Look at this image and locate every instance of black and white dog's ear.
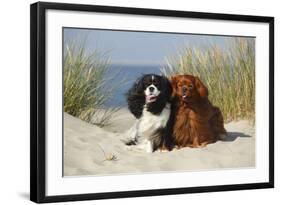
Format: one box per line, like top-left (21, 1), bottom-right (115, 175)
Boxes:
top-left (132, 76), bottom-right (144, 94)
top-left (126, 76), bottom-right (145, 119)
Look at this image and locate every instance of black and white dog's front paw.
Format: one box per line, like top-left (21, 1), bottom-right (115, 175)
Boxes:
top-left (121, 138), bottom-right (137, 146)
top-left (125, 139), bottom-right (154, 153)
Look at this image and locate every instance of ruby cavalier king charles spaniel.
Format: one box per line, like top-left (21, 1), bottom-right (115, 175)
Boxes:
top-left (170, 74), bottom-right (227, 148)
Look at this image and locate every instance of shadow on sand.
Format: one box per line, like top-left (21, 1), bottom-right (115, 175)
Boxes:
top-left (222, 132), bottom-right (252, 142)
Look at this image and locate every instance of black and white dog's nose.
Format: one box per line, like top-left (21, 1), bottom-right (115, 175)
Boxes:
top-left (149, 87), bottom-right (155, 92)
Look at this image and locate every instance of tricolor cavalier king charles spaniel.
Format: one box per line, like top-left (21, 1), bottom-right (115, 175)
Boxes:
top-left (170, 74), bottom-right (227, 148)
top-left (124, 74), bottom-right (173, 152)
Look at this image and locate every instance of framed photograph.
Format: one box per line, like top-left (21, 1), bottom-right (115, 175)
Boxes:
top-left (30, 1), bottom-right (274, 203)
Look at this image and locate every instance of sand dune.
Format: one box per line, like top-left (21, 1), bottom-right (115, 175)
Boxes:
top-left (64, 109), bottom-right (255, 176)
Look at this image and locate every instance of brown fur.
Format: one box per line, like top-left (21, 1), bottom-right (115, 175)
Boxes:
top-left (170, 75), bottom-right (226, 148)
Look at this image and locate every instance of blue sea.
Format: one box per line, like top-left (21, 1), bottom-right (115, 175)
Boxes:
top-left (104, 64), bottom-right (161, 107)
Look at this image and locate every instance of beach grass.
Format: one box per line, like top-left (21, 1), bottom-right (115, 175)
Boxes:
top-left (63, 43), bottom-right (122, 127)
top-left (161, 38), bottom-right (255, 122)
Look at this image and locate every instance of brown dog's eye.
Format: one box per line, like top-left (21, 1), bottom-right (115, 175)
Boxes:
top-left (188, 84), bottom-right (194, 89)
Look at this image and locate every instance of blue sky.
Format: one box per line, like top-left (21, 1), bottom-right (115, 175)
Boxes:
top-left (64, 28), bottom-right (252, 66)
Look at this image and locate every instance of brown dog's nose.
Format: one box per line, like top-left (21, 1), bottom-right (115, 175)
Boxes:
top-left (182, 86), bottom-right (188, 94)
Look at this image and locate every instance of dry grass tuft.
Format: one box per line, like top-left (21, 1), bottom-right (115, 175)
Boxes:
top-left (64, 43), bottom-right (123, 126)
top-left (161, 38), bottom-right (255, 122)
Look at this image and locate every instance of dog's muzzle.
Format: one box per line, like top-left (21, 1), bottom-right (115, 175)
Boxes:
top-left (145, 85), bottom-right (159, 103)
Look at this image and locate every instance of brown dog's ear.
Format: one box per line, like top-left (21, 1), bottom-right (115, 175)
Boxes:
top-left (170, 75), bottom-right (178, 99)
top-left (195, 77), bottom-right (208, 98)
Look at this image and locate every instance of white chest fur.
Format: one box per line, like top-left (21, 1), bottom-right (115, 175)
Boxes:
top-left (123, 103), bottom-right (171, 153)
top-left (138, 103), bottom-right (171, 139)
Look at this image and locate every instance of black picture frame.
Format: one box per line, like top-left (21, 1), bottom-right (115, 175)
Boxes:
top-left (30, 1), bottom-right (274, 203)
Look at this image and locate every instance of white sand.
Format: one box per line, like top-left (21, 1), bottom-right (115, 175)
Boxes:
top-left (64, 109), bottom-right (255, 176)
